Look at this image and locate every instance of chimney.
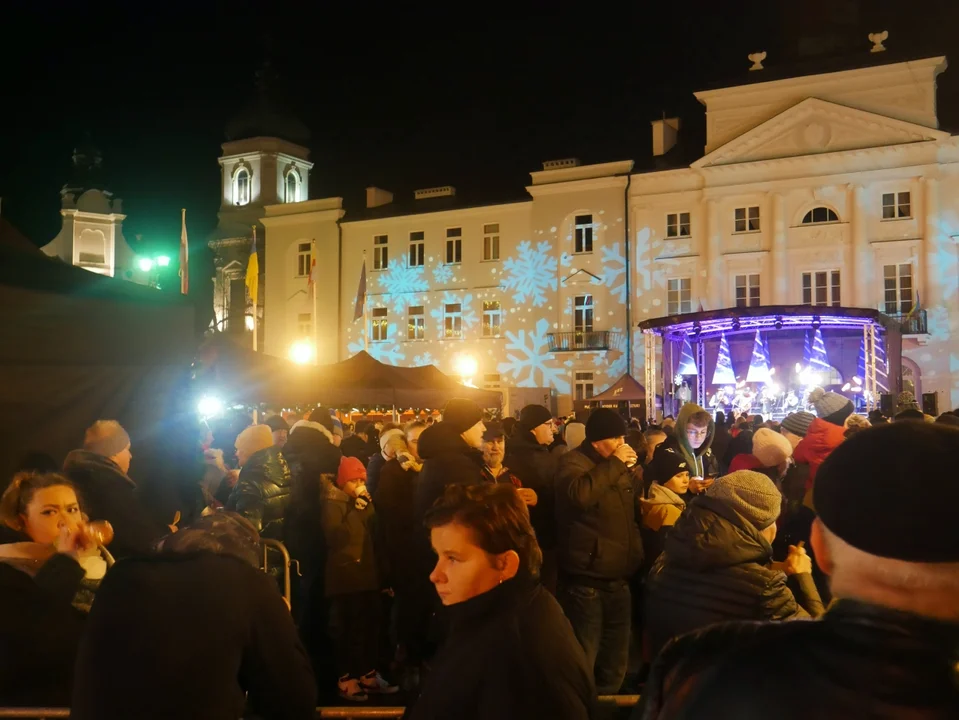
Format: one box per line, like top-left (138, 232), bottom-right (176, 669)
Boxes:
top-left (542, 158), bottom-right (580, 170)
top-left (651, 118), bottom-right (681, 157)
top-left (366, 187), bottom-right (393, 209)
top-left (414, 186), bottom-right (455, 200)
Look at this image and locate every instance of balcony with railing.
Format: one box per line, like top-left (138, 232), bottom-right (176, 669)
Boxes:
top-left (547, 330), bottom-right (618, 352)
top-left (889, 309), bottom-right (928, 335)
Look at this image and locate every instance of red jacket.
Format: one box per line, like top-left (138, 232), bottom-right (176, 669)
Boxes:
top-left (793, 418), bottom-right (846, 490)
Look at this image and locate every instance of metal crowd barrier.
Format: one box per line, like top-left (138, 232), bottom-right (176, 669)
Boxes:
top-left (261, 537), bottom-right (294, 605)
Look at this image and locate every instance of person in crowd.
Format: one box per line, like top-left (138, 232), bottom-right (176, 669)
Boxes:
top-left (639, 422), bottom-right (959, 719)
top-left (625, 428), bottom-right (649, 468)
top-left (642, 427), bottom-right (667, 465)
top-left (321, 457), bottom-right (395, 702)
top-left (0, 472), bottom-right (104, 707)
top-left (779, 411), bottom-right (814, 450)
top-left (935, 412), bottom-right (959, 427)
top-left (867, 408), bottom-right (888, 424)
top-left (843, 413), bottom-right (871, 438)
top-left (565, 421), bottom-right (586, 452)
top-left (366, 423), bottom-right (403, 498)
top-left (501, 415), bottom-right (517, 438)
top-left (506, 404), bottom-right (559, 588)
top-left (639, 452), bottom-right (688, 571)
top-left (794, 387), bottom-right (851, 493)
top-left (71, 511), bottom-right (316, 720)
top-left (555, 408), bottom-right (643, 695)
top-left (895, 407), bottom-right (926, 422)
top-left (710, 411), bottom-right (732, 474)
top-left (644, 469), bottom-right (824, 659)
top-left (650, 403), bottom-right (719, 495)
top-left (340, 420), bottom-right (374, 465)
top-left (411, 483), bottom-right (595, 720)
top-left (403, 419), bottom-right (426, 461)
top-left (63, 419), bottom-right (169, 559)
top-left (196, 422), bottom-right (229, 514)
top-left (661, 416), bottom-right (675, 436)
top-left (227, 424), bottom-right (292, 540)
top-left (728, 427), bottom-right (794, 474)
top-left (263, 414), bottom-right (290, 449)
top-left (480, 423), bottom-right (522, 486)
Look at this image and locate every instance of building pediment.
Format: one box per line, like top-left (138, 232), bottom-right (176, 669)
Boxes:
top-left (561, 268), bottom-right (603, 286)
top-left (692, 98), bottom-right (950, 169)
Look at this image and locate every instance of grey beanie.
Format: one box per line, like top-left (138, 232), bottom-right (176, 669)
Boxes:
top-left (707, 470), bottom-right (782, 530)
top-left (808, 387), bottom-right (853, 425)
top-left (83, 420), bottom-right (131, 458)
top-left (781, 411), bottom-right (815, 438)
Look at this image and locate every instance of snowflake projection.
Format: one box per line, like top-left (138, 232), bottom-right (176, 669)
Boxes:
top-left (601, 243), bottom-right (627, 305)
top-left (432, 263), bottom-right (454, 284)
top-left (430, 292), bottom-right (478, 334)
top-left (500, 240), bottom-right (558, 307)
top-left (377, 257), bottom-right (429, 312)
top-left (560, 252), bottom-right (573, 268)
top-left (591, 327), bottom-right (628, 388)
top-left (347, 324), bottom-right (406, 365)
top-left (497, 318), bottom-right (570, 394)
top-left (413, 352), bottom-right (435, 366)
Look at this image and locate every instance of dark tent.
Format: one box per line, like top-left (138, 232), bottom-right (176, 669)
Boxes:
top-left (588, 374), bottom-right (647, 403)
top-left (0, 240), bottom-right (195, 489)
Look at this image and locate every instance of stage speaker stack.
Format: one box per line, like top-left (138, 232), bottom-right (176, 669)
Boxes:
top-left (922, 392), bottom-right (939, 417)
top-left (879, 394), bottom-right (895, 416)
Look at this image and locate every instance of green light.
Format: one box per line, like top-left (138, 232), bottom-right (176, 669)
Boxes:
top-left (138, 258), bottom-right (154, 272)
top-left (157, 255), bottom-right (171, 267)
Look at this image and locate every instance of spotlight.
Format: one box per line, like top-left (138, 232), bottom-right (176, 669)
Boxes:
top-left (732, 319), bottom-right (741, 331)
top-left (812, 316), bottom-right (821, 329)
top-left (774, 316), bottom-right (783, 330)
top-left (197, 395), bottom-right (224, 418)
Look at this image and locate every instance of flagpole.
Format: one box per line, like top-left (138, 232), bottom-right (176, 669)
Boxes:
top-left (251, 226), bottom-right (258, 354)
top-left (363, 250), bottom-right (370, 353)
top-left (311, 239), bottom-right (318, 365)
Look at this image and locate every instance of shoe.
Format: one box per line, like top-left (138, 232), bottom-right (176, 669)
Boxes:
top-left (337, 675), bottom-right (369, 702)
top-left (360, 670), bottom-right (399, 695)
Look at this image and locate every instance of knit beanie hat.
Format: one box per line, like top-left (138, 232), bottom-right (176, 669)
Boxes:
top-left (308, 407), bottom-right (336, 434)
top-left (442, 398), bottom-right (484, 434)
top-left (565, 422), bottom-right (586, 450)
top-left (263, 415), bottom-right (290, 433)
top-left (235, 424), bottom-right (274, 459)
top-left (83, 420), bottom-right (131, 458)
top-left (815, 422), bottom-right (959, 561)
top-left (781, 411), bottom-right (814, 437)
top-left (379, 428), bottom-right (405, 452)
top-left (518, 404), bottom-right (553, 432)
top-left (336, 456), bottom-right (367, 488)
top-left (585, 408), bottom-right (628, 443)
top-left (808, 388), bottom-right (854, 426)
top-left (706, 470), bottom-right (782, 530)
top-left (751, 428), bottom-right (793, 468)
top-left (646, 448), bottom-right (689, 485)
top-left (896, 391), bottom-right (921, 414)
top-left (482, 422), bottom-right (506, 441)
top-left (331, 417), bottom-right (344, 437)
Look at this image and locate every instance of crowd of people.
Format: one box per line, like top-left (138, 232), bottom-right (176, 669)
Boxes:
top-left (0, 388), bottom-right (957, 719)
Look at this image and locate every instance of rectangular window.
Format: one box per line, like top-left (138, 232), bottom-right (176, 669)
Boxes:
top-left (575, 372), bottom-right (594, 401)
top-left (667, 277), bottom-right (692, 315)
top-left (409, 231), bottom-right (425, 267)
top-left (883, 263), bottom-right (914, 315)
top-left (574, 215), bottom-right (593, 254)
top-left (666, 212), bottom-right (691, 238)
top-left (373, 235), bottom-right (388, 271)
top-left (444, 303), bottom-right (463, 339)
top-left (574, 294), bottom-right (594, 334)
top-left (882, 191), bottom-right (912, 220)
top-left (446, 228), bottom-right (462, 264)
top-left (483, 223), bottom-right (500, 261)
top-left (483, 373), bottom-right (502, 390)
top-left (296, 242), bottom-right (312, 277)
top-left (734, 206), bottom-right (761, 233)
top-left (371, 307), bottom-right (388, 342)
top-left (802, 270), bottom-right (841, 307)
top-left (482, 301), bottom-right (502, 337)
top-left (297, 312), bottom-right (312, 336)
top-left (408, 305), bottom-right (425, 340)
top-left (735, 273), bottom-right (761, 308)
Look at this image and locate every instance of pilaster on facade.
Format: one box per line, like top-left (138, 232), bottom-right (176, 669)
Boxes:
top-left (922, 176), bottom-right (943, 309)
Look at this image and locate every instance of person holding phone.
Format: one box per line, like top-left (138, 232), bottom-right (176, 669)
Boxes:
top-left (648, 403), bottom-right (720, 496)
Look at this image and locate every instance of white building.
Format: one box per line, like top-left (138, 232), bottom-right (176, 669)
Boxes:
top-left (220, 50), bottom-right (959, 414)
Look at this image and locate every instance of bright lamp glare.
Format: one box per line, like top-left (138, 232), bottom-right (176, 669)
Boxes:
top-left (245, 315), bottom-right (255, 331)
top-left (156, 255), bottom-right (171, 267)
top-left (289, 341), bottom-right (314, 365)
top-left (138, 257), bottom-right (154, 272)
top-left (197, 396), bottom-right (224, 418)
top-left (454, 354), bottom-right (478, 378)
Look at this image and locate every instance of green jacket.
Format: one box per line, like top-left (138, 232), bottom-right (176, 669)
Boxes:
top-left (672, 403), bottom-right (717, 478)
top-left (320, 479), bottom-right (380, 596)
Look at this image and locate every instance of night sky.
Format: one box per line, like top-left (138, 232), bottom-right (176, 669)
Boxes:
top-left (2, 0), bottom-right (957, 308)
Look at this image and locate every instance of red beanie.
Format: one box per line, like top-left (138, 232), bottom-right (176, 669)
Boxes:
top-left (336, 456), bottom-right (367, 488)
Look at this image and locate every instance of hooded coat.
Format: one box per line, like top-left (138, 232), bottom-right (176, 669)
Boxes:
top-left (666, 403), bottom-right (719, 479)
top-left (793, 417), bottom-right (846, 495)
top-left (414, 422), bottom-right (485, 522)
top-left (505, 427), bottom-right (559, 550)
top-left (644, 495), bottom-right (824, 658)
top-left (227, 445), bottom-right (292, 540)
top-left (639, 482), bottom-right (686, 573)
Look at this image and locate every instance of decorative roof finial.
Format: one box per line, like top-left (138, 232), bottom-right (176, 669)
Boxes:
top-left (869, 30), bottom-right (888, 53)
top-left (748, 51), bottom-right (767, 71)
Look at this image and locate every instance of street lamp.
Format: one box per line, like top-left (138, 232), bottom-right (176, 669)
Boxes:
top-left (137, 257), bottom-right (154, 272)
top-left (454, 354), bottom-right (478, 385)
top-left (157, 255), bottom-right (171, 267)
top-left (289, 340), bottom-right (314, 365)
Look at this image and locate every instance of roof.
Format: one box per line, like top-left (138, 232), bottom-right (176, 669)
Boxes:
top-left (343, 193), bottom-right (530, 223)
top-left (0, 216), bottom-right (41, 255)
top-left (225, 63), bottom-right (310, 145)
top-left (588, 374), bottom-right (646, 402)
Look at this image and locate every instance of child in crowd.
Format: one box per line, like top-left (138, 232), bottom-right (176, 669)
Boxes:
top-left (640, 452), bottom-right (690, 570)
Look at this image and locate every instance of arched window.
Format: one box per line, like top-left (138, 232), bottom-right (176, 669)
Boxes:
top-left (801, 206), bottom-right (839, 224)
top-left (233, 167), bottom-right (250, 206)
top-left (285, 169), bottom-right (299, 203)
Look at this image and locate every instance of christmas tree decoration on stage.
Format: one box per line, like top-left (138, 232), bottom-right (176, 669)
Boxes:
top-left (712, 331), bottom-right (737, 386)
top-left (676, 334), bottom-right (698, 376)
top-left (746, 330), bottom-right (772, 384)
top-left (807, 328), bottom-right (831, 375)
top-left (857, 332), bottom-right (889, 393)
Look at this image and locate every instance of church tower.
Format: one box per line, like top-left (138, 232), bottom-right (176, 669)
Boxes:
top-left (209, 63), bottom-right (313, 343)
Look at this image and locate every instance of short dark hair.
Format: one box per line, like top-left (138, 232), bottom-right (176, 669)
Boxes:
top-left (687, 411), bottom-right (711, 428)
top-left (162, 511), bottom-right (261, 568)
top-left (354, 420), bottom-right (374, 435)
top-left (425, 484), bottom-right (542, 577)
top-left (0, 472), bottom-right (80, 532)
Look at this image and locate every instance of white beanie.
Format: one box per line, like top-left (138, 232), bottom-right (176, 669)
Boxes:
top-left (751, 428), bottom-right (793, 468)
top-left (565, 422), bottom-right (586, 450)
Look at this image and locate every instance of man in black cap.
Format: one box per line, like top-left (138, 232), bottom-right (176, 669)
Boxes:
top-left (554, 408), bottom-right (643, 695)
top-left (639, 422), bottom-right (959, 719)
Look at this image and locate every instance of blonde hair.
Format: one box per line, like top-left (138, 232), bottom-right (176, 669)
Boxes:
top-left (0, 472), bottom-right (79, 532)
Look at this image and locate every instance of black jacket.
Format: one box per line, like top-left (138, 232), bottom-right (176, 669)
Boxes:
top-left (63, 450), bottom-right (168, 559)
top-left (228, 445), bottom-right (292, 539)
top-left (366, 450), bottom-right (387, 497)
top-left (505, 429), bottom-right (559, 550)
top-left (0, 553), bottom-right (87, 707)
top-left (340, 434), bottom-right (371, 466)
top-left (639, 600), bottom-right (959, 720)
top-left (410, 573), bottom-right (596, 720)
top-left (374, 457), bottom-right (418, 588)
top-left (644, 495), bottom-right (824, 658)
top-left (71, 551), bottom-right (316, 720)
top-left (554, 442), bottom-right (643, 584)
top-left (414, 422), bottom-right (485, 522)
top-left (320, 479), bottom-right (382, 596)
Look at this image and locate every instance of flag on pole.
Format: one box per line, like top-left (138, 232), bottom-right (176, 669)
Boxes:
top-left (353, 258), bottom-right (367, 322)
top-left (245, 229), bottom-right (259, 306)
top-left (178, 208), bottom-right (189, 295)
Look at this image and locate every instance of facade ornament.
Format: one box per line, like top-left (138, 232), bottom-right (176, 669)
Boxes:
top-left (748, 51), bottom-right (766, 71)
top-left (869, 31), bottom-right (888, 53)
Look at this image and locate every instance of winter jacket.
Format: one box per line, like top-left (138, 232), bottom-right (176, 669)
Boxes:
top-left (638, 600), bottom-right (959, 720)
top-left (366, 450), bottom-right (387, 497)
top-left (340, 434), bottom-right (371, 466)
top-left (414, 422), bottom-right (486, 521)
top-left (639, 483), bottom-right (685, 572)
top-left (227, 445), bottom-right (292, 539)
top-left (71, 551), bottom-right (316, 720)
top-left (505, 428), bottom-right (560, 550)
top-left (372, 457), bottom-right (418, 588)
top-left (670, 403), bottom-right (719, 478)
top-left (410, 572), bottom-right (595, 720)
top-left (710, 423), bottom-right (732, 474)
top-left (793, 417), bottom-right (846, 496)
top-left (644, 494), bottom-right (824, 659)
top-left (320, 479), bottom-right (381, 596)
top-left (63, 450), bottom-right (168, 559)
top-left (0, 552), bottom-right (87, 707)
top-left (554, 442), bottom-right (644, 584)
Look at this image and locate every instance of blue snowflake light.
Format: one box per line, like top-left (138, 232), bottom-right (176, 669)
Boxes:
top-left (430, 292), bottom-right (478, 334)
top-left (497, 318), bottom-right (570, 393)
top-left (600, 243), bottom-right (627, 305)
top-left (377, 257), bottom-right (429, 312)
top-left (347, 323), bottom-right (406, 365)
top-left (501, 240), bottom-right (558, 307)
top-left (432, 263), bottom-right (454, 284)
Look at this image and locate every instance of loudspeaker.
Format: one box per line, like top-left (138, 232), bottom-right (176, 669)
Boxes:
top-left (922, 392), bottom-right (939, 417)
top-left (879, 393), bottom-right (895, 416)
